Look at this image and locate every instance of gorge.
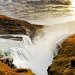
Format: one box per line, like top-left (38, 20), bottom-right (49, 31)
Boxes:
top-left (0, 0), bottom-right (75, 75)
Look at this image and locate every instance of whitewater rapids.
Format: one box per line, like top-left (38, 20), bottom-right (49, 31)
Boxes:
top-left (0, 1), bottom-right (75, 75)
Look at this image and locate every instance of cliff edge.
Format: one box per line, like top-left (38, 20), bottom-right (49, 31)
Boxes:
top-left (48, 34), bottom-right (75, 75)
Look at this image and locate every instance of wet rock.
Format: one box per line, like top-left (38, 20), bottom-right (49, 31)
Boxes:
top-left (0, 55), bottom-right (3, 58)
top-left (0, 35), bottom-right (23, 41)
top-left (0, 57), bottom-right (16, 68)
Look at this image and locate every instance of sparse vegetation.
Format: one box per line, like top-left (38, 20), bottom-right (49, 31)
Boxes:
top-left (48, 34), bottom-right (75, 75)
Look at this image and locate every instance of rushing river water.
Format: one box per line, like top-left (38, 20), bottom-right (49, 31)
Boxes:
top-left (0, 1), bottom-right (75, 75)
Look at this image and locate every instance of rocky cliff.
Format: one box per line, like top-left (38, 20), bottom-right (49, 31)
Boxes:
top-left (0, 58), bottom-right (35, 75)
top-left (0, 15), bottom-right (43, 39)
top-left (47, 34), bottom-right (75, 75)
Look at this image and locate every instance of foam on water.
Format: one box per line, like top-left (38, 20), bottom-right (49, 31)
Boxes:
top-left (0, 28), bottom-right (71, 75)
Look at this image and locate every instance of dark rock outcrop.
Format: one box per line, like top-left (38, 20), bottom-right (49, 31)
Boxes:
top-left (0, 15), bottom-right (43, 39)
top-left (48, 34), bottom-right (75, 75)
top-left (2, 58), bottom-right (15, 68)
top-left (0, 35), bottom-right (23, 41)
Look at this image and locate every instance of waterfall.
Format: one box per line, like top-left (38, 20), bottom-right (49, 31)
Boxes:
top-left (0, 31), bottom-right (69, 75)
top-left (0, 20), bottom-right (75, 75)
top-left (0, 34), bottom-right (54, 75)
top-left (8, 34), bottom-right (54, 75)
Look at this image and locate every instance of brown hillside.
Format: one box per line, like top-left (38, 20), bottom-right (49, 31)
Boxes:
top-left (48, 34), bottom-right (75, 75)
top-left (0, 15), bottom-right (43, 39)
top-left (0, 59), bottom-right (35, 75)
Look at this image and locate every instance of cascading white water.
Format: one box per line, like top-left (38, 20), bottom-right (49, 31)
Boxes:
top-left (0, 18), bottom-right (75, 75)
top-left (0, 0), bottom-right (75, 75)
top-left (0, 15), bottom-right (75, 75)
top-left (0, 34), bottom-right (52, 75)
top-left (0, 27), bottom-right (71, 75)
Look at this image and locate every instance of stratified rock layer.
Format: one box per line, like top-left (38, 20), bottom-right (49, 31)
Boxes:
top-left (48, 34), bottom-right (75, 75)
top-left (0, 15), bottom-right (43, 39)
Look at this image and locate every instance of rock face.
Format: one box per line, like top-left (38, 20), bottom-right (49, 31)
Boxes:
top-left (47, 34), bottom-right (75, 75)
top-left (0, 15), bottom-right (43, 39)
top-left (0, 35), bottom-right (23, 41)
top-left (0, 59), bottom-right (35, 75)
